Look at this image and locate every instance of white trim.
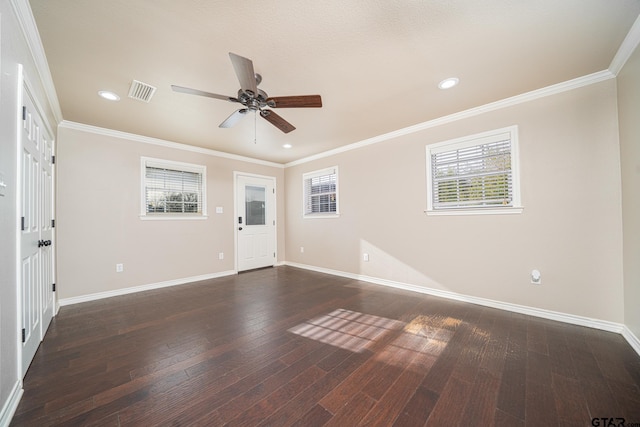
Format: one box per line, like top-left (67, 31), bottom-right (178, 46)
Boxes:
top-left (622, 326), bottom-right (640, 356)
top-left (425, 207), bottom-right (523, 216)
top-left (10, 0), bottom-right (63, 124)
top-left (0, 380), bottom-right (23, 427)
top-left (58, 270), bottom-right (236, 306)
top-left (139, 215), bottom-right (208, 221)
top-left (284, 262), bottom-right (638, 354)
top-left (285, 70), bottom-right (614, 168)
top-left (14, 64), bottom-right (24, 386)
top-left (59, 121), bottom-right (284, 169)
top-left (609, 14), bottom-right (640, 75)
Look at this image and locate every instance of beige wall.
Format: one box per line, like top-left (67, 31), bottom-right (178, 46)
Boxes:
top-left (618, 45), bottom-right (640, 338)
top-left (286, 79), bottom-right (624, 323)
top-left (56, 126), bottom-right (285, 300)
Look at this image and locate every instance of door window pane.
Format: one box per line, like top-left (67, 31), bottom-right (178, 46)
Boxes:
top-left (246, 185), bottom-right (266, 225)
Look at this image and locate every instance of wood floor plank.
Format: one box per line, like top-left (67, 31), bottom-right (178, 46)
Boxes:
top-left (496, 339), bottom-right (526, 421)
top-left (359, 366), bottom-right (428, 427)
top-left (395, 385), bottom-right (439, 426)
top-left (324, 391), bottom-right (377, 427)
top-left (424, 376), bottom-right (474, 426)
top-left (525, 380), bottom-right (558, 427)
top-left (10, 266), bottom-right (640, 427)
top-left (459, 368), bottom-right (501, 426)
top-left (552, 372), bottom-right (590, 426)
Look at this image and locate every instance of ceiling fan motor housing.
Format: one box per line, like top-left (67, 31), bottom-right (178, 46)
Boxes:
top-left (237, 88), bottom-right (269, 111)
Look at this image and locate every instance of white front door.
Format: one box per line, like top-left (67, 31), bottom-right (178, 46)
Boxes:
top-left (19, 75), bottom-right (55, 376)
top-left (236, 174), bottom-right (276, 272)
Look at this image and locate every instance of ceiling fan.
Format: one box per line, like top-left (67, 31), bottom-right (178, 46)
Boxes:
top-left (172, 52), bottom-right (322, 134)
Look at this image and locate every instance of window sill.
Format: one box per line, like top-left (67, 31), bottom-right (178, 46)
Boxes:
top-left (303, 213), bottom-right (341, 219)
top-left (425, 207), bottom-right (523, 216)
top-left (140, 215), bottom-right (209, 221)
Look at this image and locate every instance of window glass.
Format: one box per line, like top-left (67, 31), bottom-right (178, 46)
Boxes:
top-left (246, 185), bottom-right (266, 225)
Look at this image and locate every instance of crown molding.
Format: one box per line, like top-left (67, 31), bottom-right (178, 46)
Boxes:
top-left (610, 14), bottom-right (640, 75)
top-left (285, 70), bottom-right (614, 167)
top-left (59, 121), bottom-right (284, 168)
top-left (11, 0), bottom-right (63, 124)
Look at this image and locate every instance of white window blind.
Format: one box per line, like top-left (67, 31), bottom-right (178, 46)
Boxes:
top-left (426, 127), bottom-right (521, 214)
top-left (141, 158), bottom-right (207, 218)
top-left (303, 167), bottom-right (339, 217)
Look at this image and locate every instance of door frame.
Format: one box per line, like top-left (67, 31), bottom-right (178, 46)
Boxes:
top-left (233, 171), bottom-right (277, 272)
top-left (15, 64), bottom-right (57, 377)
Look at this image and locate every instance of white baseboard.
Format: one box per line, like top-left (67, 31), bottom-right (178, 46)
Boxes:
top-left (58, 270), bottom-right (237, 306)
top-left (0, 381), bottom-right (23, 427)
top-left (284, 262), bottom-right (640, 355)
top-left (622, 326), bottom-right (640, 355)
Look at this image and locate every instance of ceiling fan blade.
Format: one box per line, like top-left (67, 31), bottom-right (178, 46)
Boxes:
top-left (229, 52), bottom-right (258, 97)
top-left (260, 110), bottom-right (296, 133)
top-left (219, 109), bottom-right (249, 128)
top-left (266, 95), bottom-right (322, 108)
top-left (171, 85), bottom-right (235, 102)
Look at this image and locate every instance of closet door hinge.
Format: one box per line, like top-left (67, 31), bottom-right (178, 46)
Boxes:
top-left (22, 106), bottom-right (26, 121)
top-left (52, 283), bottom-right (56, 292)
top-left (22, 328), bottom-right (26, 343)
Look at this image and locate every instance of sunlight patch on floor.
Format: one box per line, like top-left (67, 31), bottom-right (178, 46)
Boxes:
top-left (288, 309), bottom-right (458, 371)
top-left (288, 309), bottom-right (405, 353)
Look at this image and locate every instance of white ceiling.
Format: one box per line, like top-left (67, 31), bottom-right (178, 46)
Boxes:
top-left (29, 0), bottom-right (640, 164)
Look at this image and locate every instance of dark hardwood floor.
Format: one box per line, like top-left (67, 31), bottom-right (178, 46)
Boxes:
top-left (11, 266), bottom-right (640, 426)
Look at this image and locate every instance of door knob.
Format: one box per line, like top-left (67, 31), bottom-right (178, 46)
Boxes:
top-left (238, 227), bottom-right (243, 231)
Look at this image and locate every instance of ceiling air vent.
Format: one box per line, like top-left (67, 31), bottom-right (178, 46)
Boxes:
top-left (128, 80), bottom-right (157, 103)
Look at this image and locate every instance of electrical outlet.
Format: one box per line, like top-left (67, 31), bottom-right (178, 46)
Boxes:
top-left (218, 252), bottom-right (224, 260)
top-left (116, 263), bottom-right (124, 273)
top-left (363, 253), bottom-right (369, 262)
top-left (300, 247), bottom-right (304, 253)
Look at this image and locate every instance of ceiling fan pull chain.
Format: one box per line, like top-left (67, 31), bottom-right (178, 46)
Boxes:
top-left (254, 111), bottom-right (257, 144)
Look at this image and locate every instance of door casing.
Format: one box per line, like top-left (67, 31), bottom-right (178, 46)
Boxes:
top-left (234, 172), bottom-right (277, 272)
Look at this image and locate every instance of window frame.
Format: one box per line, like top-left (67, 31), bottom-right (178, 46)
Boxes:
top-left (302, 166), bottom-right (340, 218)
top-left (140, 157), bottom-right (208, 220)
top-left (425, 126), bottom-right (522, 216)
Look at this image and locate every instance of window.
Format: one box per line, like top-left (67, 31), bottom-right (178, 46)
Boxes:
top-left (426, 126), bottom-right (522, 215)
top-left (303, 167), bottom-right (339, 217)
top-left (140, 157), bottom-right (207, 219)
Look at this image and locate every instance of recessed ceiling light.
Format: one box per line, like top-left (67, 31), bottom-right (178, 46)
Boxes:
top-left (283, 144), bottom-right (292, 149)
top-left (438, 78), bottom-right (459, 90)
top-left (98, 90), bottom-right (120, 101)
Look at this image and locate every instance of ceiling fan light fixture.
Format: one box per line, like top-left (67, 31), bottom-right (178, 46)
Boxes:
top-left (283, 144), bottom-right (292, 149)
top-left (98, 90), bottom-right (120, 101)
top-left (438, 77), bottom-right (459, 90)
